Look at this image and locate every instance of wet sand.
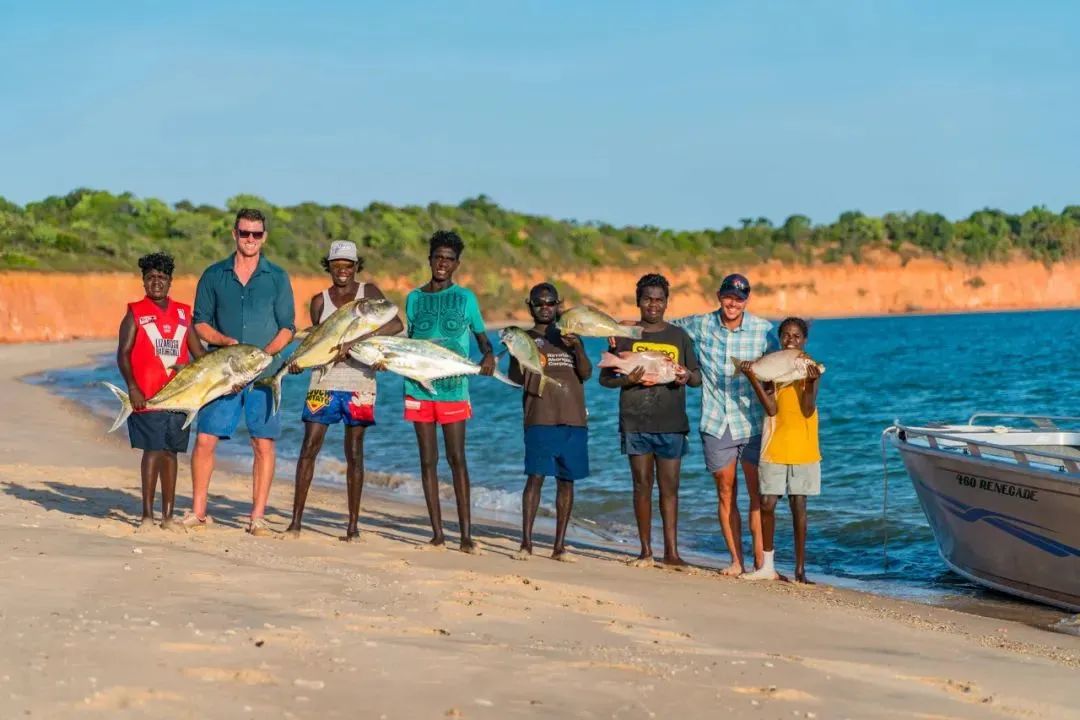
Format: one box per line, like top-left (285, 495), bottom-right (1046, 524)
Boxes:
top-left (2, 340), bottom-right (1079, 719)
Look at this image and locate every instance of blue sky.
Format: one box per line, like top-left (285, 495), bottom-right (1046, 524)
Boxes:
top-left (2, 1), bottom-right (1078, 229)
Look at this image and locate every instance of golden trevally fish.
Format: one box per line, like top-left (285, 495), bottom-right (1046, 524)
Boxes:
top-left (498, 326), bottom-right (563, 397)
top-left (349, 336), bottom-right (520, 394)
top-left (555, 306), bottom-right (643, 339)
top-left (103, 344), bottom-right (274, 432)
top-left (263, 297), bottom-right (398, 414)
top-left (735, 348), bottom-right (825, 385)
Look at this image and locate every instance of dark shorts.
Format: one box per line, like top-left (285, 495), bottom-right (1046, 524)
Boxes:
top-left (524, 425), bottom-right (589, 481)
top-left (128, 411), bottom-right (191, 452)
top-left (196, 385), bottom-right (280, 440)
top-left (302, 389), bottom-right (375, 427)
top-left (620, 432), bottom-right (689, 459)
top-left (701, 428), bottom-right (761, 472)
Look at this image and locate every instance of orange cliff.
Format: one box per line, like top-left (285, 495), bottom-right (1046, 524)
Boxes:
top-left (0, 258), bottom-right (1077, 343)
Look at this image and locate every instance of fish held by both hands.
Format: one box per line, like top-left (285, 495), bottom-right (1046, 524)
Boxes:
top-left (555, 306), bottom-right (643, 339)
top-left (103, 344), bottom-right (274, 433)
top-left (262, 297), bottom-right (398, 415)
top-left (735, 348), bottom-right (825, 385)
top-left (499, 326), bottom-right (564, 397)
top-left (349, 336), bottom-right (521, 394)
top-left (598, 351), bottom-right (678, 385)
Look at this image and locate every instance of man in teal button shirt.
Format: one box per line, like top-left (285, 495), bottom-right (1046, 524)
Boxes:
top-left (186, 208), bottom-right (295, 535)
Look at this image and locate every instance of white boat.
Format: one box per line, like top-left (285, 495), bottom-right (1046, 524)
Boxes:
top-left (884, 413), bottom-right (1080, 612)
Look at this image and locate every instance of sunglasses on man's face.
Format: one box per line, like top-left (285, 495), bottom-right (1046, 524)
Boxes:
top-left (237, 230), bottom-right (265, 239)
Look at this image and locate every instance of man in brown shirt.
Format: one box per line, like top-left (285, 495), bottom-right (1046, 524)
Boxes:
top-left (507, 283), bottom-right (592, 562)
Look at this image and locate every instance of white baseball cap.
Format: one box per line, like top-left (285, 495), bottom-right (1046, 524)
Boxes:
top-left (327, 240), bottom-right (359, 263)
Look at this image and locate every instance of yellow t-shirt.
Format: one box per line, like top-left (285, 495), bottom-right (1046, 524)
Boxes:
top-left (760, 383), bottom-right (820, 464)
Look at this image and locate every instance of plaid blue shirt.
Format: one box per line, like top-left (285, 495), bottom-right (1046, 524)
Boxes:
top-left (671, 311), bottom-right (778, 441)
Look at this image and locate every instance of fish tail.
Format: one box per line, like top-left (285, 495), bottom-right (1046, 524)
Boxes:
top-left (257, 369), bottom-right (285, 416)
top-left (494, 369), bottom-right (523, 390)
top-left (625, 325), bottom-right (643, 339)
top-left (102, 382), bottom-right (132, 433)
top-left (181, 409), bottom-right (199, 430)
top-left (537, 373), bottom-right (562, 396)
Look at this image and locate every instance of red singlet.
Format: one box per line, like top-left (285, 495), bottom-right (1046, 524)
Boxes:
top-left (128, 296), bottom-right (192, 404)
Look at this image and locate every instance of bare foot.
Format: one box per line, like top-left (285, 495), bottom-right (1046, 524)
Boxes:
top-left (135, 516), bottom-right (155, 533)
top-left (511, 547), bottom-right (532, 561)
top-left (340, 529), bottom-right (360, 543)
top-left (719, 563), bottom-right (744, 577)
top-left (160, 517), bottom-right (182, 532)
top-left (460, 540), bottom-right (483, 556)
top-left (795, 572), bottom-right (816, 585)
top-left (551, 550), bottom-right (577, 563)
top-left (416, 538), bottom-right (447, 552)
top-left (663, 556), bottom-right (688, 571)
top-left (627, 556), bottom-right (655, 568)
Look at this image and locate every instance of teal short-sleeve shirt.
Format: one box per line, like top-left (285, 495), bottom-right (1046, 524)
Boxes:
top-left (404, 284), bottom-right (486, 402)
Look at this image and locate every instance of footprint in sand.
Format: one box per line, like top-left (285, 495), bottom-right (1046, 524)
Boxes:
top-left (81, 686), bottom-right (182, 709)
top-left (182, 666), bottom-right (277, 685)
top-left (731, 686), bottom-right (818, 702)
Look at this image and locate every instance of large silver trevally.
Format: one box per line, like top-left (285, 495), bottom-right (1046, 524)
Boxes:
top-left (102, 344), bottom-right (274, 433)
top-left (263, 297), bottom-right (398, 414)
top-left (735, 348), bottom-right (825, 385)
top-left (555, 306), bottom-right (643, 339)
top-left (349, 336), bottom-right (520, 394)
top-left (498, 326), bottom-right (563, 397)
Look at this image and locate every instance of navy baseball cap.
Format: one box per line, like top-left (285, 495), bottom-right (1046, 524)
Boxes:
top-left (718, 273), bottom-right (751, 300)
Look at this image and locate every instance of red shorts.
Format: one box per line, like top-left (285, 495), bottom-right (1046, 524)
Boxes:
top-left (403, 396), bottom-right (472, 425)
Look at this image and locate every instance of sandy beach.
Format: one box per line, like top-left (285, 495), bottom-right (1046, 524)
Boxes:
top-left (1, 341), bottom-right (1079, 719)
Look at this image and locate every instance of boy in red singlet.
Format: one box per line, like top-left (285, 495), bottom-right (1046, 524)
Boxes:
top-left (116, 253), bottom-right (206, 530)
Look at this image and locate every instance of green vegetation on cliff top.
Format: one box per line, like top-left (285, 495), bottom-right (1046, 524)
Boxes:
top-left (3, 190), bottom-right (1079, 286)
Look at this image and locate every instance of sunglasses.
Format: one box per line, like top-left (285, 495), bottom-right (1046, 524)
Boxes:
top-left (237, 230), bottom-right (265, 239)
top-left (529, 299), bottom-right (560, 308)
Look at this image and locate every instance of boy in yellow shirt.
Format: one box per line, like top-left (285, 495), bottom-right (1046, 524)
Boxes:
top-left (738, 317), bottom-right (821, 583)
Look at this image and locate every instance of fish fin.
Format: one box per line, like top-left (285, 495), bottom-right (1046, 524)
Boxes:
top-left (495, 369), bottom-right (523, 390)
top-left (420, 379), bottom-right (438, 395)
top-left (625, 325), bottom-right (643, 339)
top-left (261, 369), bottom-right (284, 416)
top-left (730, 356), bottom-right (741, 368)
top-left (536, 373), bottom-right (561, 396)
top-left (597, 351), bottom-right (619, 368)
top-left (292, 328), bottom-right (311, 343)
top-left (181, 409), bottom-right (198, 430)
top-left (102, 382), bottom-right (132, 434)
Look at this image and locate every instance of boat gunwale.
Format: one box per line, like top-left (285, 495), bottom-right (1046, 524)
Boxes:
top-left (889, 423), bottom-right (1080, 477)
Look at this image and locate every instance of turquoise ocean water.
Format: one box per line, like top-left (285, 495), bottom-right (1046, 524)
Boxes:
top-left (28, 309), bottom-right (1080, 613)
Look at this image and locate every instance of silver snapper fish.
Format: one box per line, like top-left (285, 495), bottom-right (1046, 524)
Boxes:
top-left (555, 306), bottom-right (643, 339)
top-left (735, 348), bottom-right (825, 385)
top-left (263, 297), bottom-right (397, 415)
top-left (103, 344), bottom-right (273, 432)
top-left (349, 336), bottom-right (520, 394)
top-left (498, 326), bottom-right (563, 397)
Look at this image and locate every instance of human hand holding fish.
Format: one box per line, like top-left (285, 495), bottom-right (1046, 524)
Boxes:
top-left (128, 385), bottom-right (147, 411)
top-left (673, 363), bottom-right (690, 386)
top-left (479, 352), bottom-right (496, 376)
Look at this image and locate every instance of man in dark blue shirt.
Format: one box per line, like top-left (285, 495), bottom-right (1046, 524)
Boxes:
top-left (185, 208), bottom-right (295, 536)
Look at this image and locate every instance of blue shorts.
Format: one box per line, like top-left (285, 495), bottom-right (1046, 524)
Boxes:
top-left (524, 425), bottom-right (589, 481)
top-left (301, 389), bottom-right (375, 427)
top-left (621, 432), bottom-right (689, 459)
top-left (128, 411), bottom-right (190, 453)
top-left (701, 429), bottom-right (761, 472)
top-left (196, 385), bottom-right (280, 440)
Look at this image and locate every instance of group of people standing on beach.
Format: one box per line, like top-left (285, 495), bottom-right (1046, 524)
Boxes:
top-left (117, 208), bottom-right (823, 582)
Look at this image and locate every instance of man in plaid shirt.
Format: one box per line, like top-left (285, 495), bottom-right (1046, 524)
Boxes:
top-left (672, 274), bottom-right (778, 576)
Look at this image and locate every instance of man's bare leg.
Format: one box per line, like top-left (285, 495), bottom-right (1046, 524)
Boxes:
top-left (712, 461), bottom-right (743, 575)
top-left (190, 433), bottom-right (218, 520)
top-left (285, 422), bottom-right (328, 537)
top-left (138, 450), bottom-right (159, 527)
top-left (515, 474), bottom-right (544, 559)
top-left (413, 422), bottom-right (445, 546)
top-left (250, 437), bottom-right (276, 520)
top-left (159, 451), bottom-right (178, 528)
top-left (442, 421), bottom-right (477, 554)
top-left (551, 478), bottom-right (575, 562)
top-left (628, 454), bottom-right (655, 566)
top-left (342, 425), bottom-right (366, 541)
top-left (656, 457), bottom-right (686, 567)
top-left (742, 457), bottom-right (764, 570)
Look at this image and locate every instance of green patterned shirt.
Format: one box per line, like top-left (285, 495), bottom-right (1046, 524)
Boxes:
top-left (404, 284), bottom-right (486, 402)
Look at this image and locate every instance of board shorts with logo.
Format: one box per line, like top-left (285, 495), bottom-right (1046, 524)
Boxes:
top-left (524, 425), bottom-right (589, 481)
top-left (620, 431), bottom-right (689, 459)
top-left (701, 428), bottom-right (761, 472)
top-left (403, 396), bottom-right (472, 425)
top-left (302, 389), bottom-right (375, 427)
top-left (759, 461), bottom-right (821, 496)
top-left (128, 411), bottom-right (191, 452)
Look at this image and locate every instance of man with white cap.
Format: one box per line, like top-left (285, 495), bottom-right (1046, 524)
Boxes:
top-left (284, 240), bottom-right (403, 541)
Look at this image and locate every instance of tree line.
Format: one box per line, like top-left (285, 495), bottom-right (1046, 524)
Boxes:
top-left (2, 190), bottom-right (1078, 285)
